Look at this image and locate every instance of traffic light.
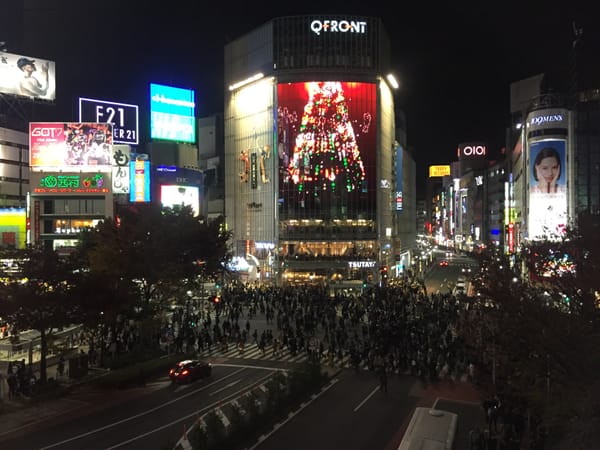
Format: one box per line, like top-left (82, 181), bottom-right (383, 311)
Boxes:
top-left (380, 266), bottom-right (388, 279)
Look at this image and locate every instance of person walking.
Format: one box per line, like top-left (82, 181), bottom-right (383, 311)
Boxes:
top-left (57, 354), bottom-right (65, 378)
top-left (379, 365), bottom-right (388, 393)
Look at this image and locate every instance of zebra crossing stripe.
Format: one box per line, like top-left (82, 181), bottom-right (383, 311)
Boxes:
top-left (215, 407), bottom-right (230, 427)
top-left (231, 399), bottom-right (246, 415)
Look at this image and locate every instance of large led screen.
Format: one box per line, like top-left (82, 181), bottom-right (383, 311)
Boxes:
top-left (160, 185), bottom-right (200, 216)
top-left (277, 81), bottom-right (377, 219)
top-left (0, 52), bottom-right (56, 100)
top-left (29, 122), bottom-right (113, 171)
top-left (528, 139), bottom-right (567, 240)
top-left (150, 83), bottom-right (196, 143)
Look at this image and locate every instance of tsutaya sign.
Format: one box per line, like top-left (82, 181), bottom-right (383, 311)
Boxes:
top-left (310, 19), bottom-right (367, 35)
top-left (348, 261), bottom-right (376, 268)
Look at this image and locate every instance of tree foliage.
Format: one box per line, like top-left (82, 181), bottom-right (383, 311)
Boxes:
top-left (75, 204), bottom-right (231, 312)
top-left (466, 218), bottom-right (600, 448)
top-left (0, 245), bottom-right (81, 383)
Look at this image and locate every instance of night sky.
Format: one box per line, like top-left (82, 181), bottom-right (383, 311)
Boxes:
top-left (2, 0), bottom-right (598, 190)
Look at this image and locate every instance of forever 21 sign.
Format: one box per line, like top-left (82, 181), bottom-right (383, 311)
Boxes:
top-left (78, 97), bottom-right (139, 145)
top-left (457, 143), bottom-right (487, 159)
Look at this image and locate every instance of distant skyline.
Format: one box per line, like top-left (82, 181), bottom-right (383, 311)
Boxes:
top-left (2, 1), bottom-right (598, 188)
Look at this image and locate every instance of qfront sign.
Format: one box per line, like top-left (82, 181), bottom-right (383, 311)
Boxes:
top-left (310, 19), bottom-right (367, 36)
top-left (79, 97), bottom-right (139, 145)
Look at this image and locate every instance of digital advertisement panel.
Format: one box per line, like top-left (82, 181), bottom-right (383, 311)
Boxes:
top-left (29, 122), bottom-right (113, 171)
top-left (130, 160), bottom-right (151, 202)
top-left (78, 97), bottom-right (139, 145)
top-left (0, 51), bottom-right (56, 100)
top-left (528, 139), bottom-right (567, 240)
top-left (160, 185), bottom-right (200, 216)
top-left (150, 83), bottom-right (196, 143)
top-left (277, 81), bottom-right (377, 219)
top-left (0, 208), bottom-right (26, 249)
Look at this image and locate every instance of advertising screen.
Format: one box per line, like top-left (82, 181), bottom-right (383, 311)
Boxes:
top-left (130, 160), bottom-right (151, 202)
top-left (160, 185), bottom-right (200, 216)
top-left (528, 139), bottom-right (567, 240)
top-left (29, 122), bottom-right (113, 171)
top-left (0, 208), bottom-right (26, 249)
top-left (0, 52), bottom-right (56, 100)
top-left (277, 81), bottom-right (377, 219)
top-left (150, 83), bottom-right (196, 143)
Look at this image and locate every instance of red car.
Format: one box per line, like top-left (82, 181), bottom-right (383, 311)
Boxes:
top-left (439, 260), bottom-right (449, 267)
top-left (169, 359), bottom-right (212, 384)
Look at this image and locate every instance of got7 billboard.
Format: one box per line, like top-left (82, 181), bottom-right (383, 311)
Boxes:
top-left (277, 81), bottom-right (377, 220)
top-left (29, 122), bottom-right (113, 172)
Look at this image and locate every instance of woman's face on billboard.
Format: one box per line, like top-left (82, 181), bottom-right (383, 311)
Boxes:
top-left (535, 155), bottom-right (560, 185)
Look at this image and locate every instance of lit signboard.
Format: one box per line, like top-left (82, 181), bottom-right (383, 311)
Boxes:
top-left (528, 139), bottom-right (567, 240)
top-left (78, 97), bottom-right (139, 145)
top-left (29, 122), bottom-right (113, 171)
top-left (0, 51), bottom-right (56, 100)
top-left (429, 165), bottom-right (451, 177)
top-left (277, 81), bottom-right (376, 220)
top-left (34, 173), bottom-right (109, 194)
top-left (130, 160), bottom-right (151, 202)
top-left (527, 109), bottom-right (567, 131)
top-left (160, 185), bottom-right (200, 216)
top-left (150, 83), bottom-right (196, 143)
top-left (0, 208), bottom-right (26, 249)
top-left (111, 145), bottom-right (131, 194)
top-left (395, 144), bottom-right (403, 212)
top-left (310, 19), bottom-right (367, 35)
top-left (457, 143), bottom-right (487, 159)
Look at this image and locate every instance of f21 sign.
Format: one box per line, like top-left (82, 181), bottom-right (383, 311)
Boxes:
top-left (457, 143), bottom-right (487, 159)
top-left (78, 97), bottom-right (139, 145)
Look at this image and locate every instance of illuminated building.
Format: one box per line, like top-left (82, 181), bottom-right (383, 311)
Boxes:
top-left (224, 15), bottom-right (414, 286)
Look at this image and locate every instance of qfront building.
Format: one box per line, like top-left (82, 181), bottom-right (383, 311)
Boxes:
top-left (224, 16), bottom-right (408, 287)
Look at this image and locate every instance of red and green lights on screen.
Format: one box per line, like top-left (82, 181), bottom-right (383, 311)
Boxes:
top-left (277, 81), bottom-right (376, 199)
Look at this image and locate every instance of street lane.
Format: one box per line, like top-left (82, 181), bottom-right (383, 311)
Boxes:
top-left (0, 364), bottom-right (279, 450)
top-left (252, 369), bottom-right (418, 450)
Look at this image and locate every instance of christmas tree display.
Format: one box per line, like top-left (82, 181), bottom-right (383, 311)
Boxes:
top-left (287, 82), bottom-right (366, 197)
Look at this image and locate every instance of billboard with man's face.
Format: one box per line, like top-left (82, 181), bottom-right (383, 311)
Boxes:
top-left (0, 51), bottom-right (56, 100)
top-left (528, 139), bottom-right (567, 240)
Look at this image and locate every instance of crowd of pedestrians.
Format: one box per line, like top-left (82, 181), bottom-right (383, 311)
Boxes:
top-left (159, 277), bottom-right (474, 385)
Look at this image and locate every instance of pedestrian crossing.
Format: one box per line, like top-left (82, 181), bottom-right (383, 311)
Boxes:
top-left (196, 343), bottom-right (336, 365)
top-left (194, 344), bottom-right (470, 382)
